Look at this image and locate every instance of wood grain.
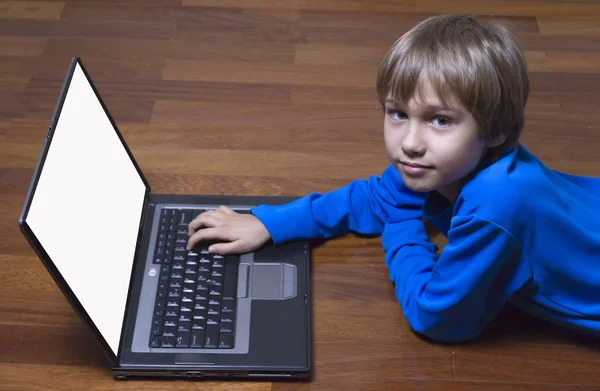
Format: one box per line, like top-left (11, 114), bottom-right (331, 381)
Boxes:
top-left (0, 1), bottom-right (65, 19)
top-left (0, 37), bottom-right (47, 56)
top-left (3, 1), bottom-right (600, 390)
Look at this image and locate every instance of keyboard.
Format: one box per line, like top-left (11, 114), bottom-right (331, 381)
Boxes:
top-left (149, 208), bottom-right (239, 349)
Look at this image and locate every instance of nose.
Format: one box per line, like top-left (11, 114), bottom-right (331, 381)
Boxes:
top-left (400, 121), bottom-right (426, 157)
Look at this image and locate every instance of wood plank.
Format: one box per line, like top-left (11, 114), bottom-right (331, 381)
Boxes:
top-left (43, 37), bottom-right (294, 63)
top-left (149, 100), bottom-right (384, 144)
top-left (522, 33), bottom-right (600, 53)
top-left (0, 325), bottom-right (106, 366)
top-left (529, 71), bottom-right (600, 94)
top-left (183, 0), bottom-right (416, 12)
top-left (0, 139), bottom-right (389, 179)
top-left (538, 15), bottom-right (600, 36)
top-left (557, 92), bottom-right (600, 114)
top-left (0, 19), bottom-right (174, 40)
top-left (0, 55), bottom-right (165, 81)
top-left (19, 87), bottom-right (155, 124)
top-left (163, 60), bottom-right (374, 87)
top-left (526, 91), bottom-right (561, 114)
top-left (144, 173), bottom-right (351, 196)
top-left (416, 0), bottom-right (600, 17)
top-left (526, 51), bottom-right (600, 73)
top-left (0, 36), bottom-right (47, 56)
top-left (0, 1), bottom-right (65, 19)
top-left (0, 76), bottom-right (28, 119)
top-left (59, 2), bottom-right (178, 22)
top-left (0, 364), bottom-right (271, 391)
top-left (0, 165), bottom-right (38, 196)
top-left (175, 6), bottom-right (301, 43)
top-left (294, 43), bottom-right (388, 67)
top-left (26, 78), bottom-right (291, 104)
top-left (272, 379), bottom-right (599, 391)
top-left (298, 11), bottom-right (538, 46)
top-left (291, 85), bottom-right (379, 108)
top-left (454, 342), bottom-right (600, 385)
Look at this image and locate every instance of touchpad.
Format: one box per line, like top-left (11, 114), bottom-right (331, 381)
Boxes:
top-left (250, 263), bottom-right (296, 300)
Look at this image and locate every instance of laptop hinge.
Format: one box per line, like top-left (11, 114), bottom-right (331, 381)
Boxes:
top-left (116, 189), bottom-right (152, 362)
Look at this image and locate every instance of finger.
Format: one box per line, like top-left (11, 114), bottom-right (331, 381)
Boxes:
top-left (186, 226), bottom-right (230, 250)
top-left (208, 240), bottom-right (246, 255)
top-left (217, 205), bottom-right (235, 215)
top-left (188, 213), bottom-right (220, 235)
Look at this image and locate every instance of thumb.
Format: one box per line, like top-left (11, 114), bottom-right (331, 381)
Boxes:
top-left (208, 240), bottom-right (246, 255)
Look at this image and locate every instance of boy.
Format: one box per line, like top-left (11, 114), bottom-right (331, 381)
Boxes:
top-left (186, 14), bottom-right (600, 342)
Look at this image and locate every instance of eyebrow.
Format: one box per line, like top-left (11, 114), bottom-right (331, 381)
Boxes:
top-left (383, 99), bottom-right (461, 113)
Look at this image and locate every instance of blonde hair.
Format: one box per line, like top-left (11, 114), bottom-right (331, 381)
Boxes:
top-left (376, 14), bottom-right (529, 158)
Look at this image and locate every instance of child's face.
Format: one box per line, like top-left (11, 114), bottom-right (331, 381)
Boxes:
top-left (383, 77), bottom-right (488, 201)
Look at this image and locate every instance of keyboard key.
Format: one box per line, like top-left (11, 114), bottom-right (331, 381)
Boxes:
top-left (167, 299), bottom-right (180, 307)
top-left (193, 311), bottom-right (206, 320)
top-left (164, 319), bottom-right (177, 327)
top-left (178, 320), bottom-right (191, 332)
top-left (158, 289), bottom-right (167, 299)
top-left (218, 333), bottom-right (234, 349)
top-left (191, 329), bottom-right (205, 348)
top-left (207, 316), bottom-right (220, 325)
top-left (165, 309), bottom-right (178, 318)
top-left (192, 320), bottom-right (206, 330)
top-left (205, 325), bottom-right (219, 348)
top-left (162, 336), bottom-right (176, 348)
top-left (222, 301), bottom-right (235, 313)
top-left (152, 325), bottom-right (163, 336)
top-left (195, 293), bottom-right (208, 302)
top-left (155, 308), bottom-right (165, 317)
top-left (220, 322), bottom-right (234, 333)
top-left (156, 299), bottom-right (166, 310)
top-left (208, 307), bottom-right (220, 316)
top-left (213, 258), bottom-right (224, 268)
top-left (150, 336), bottom-right (161, 348)
top-left (182, 293), bottom-right (194, 303)
top-left (177, 331), bottom-right (191, 347)
top-left (163, 326), bottom-right (177, 337)
top-left (172, 261), bottom-right (184, 270)
top-left (181, 304), bottom-right (193, 313)
top-left (180, 313), bottom-right (192, 322)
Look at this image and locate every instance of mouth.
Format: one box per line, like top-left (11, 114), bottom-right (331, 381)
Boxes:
top-left (399, 161), bottom-right (433, 176)
top-left (400, 161), bottom-right (433, 169)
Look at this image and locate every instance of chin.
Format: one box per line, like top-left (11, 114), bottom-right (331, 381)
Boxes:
top-left (402, 179), bottom-right (436, 193)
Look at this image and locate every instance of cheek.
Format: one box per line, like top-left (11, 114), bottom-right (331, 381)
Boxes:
top-left (383, 125), bottom-right (397, 155)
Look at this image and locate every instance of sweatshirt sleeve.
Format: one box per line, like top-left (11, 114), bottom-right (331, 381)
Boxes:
top-left (382, 215), bottom-right (532, 342)
top-left (250, 165), bottom-right (426, 244)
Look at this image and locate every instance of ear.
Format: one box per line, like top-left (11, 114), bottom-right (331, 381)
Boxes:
top-left (486, 133), bottom-right (507, 148)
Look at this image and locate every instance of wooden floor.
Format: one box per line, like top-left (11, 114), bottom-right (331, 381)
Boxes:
top-left (2, 0), bottom-right (600, 389)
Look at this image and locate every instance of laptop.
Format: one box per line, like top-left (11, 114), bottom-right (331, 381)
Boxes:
top-left (18, 57), bottom-right (312, 380)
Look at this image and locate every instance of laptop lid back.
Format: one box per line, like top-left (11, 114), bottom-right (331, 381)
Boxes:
top-left (19, 58), bottom-right (150, 365)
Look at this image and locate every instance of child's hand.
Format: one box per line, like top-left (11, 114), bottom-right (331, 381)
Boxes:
top-left (186, 206), bottom-right (271, 255)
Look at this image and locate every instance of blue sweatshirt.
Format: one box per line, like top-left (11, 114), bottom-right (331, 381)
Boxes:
top-left (251, 144), bottom-right (600, 342)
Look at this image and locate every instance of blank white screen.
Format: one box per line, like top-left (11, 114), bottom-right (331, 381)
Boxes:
top-left (26, 63), bottom-right (147, 356)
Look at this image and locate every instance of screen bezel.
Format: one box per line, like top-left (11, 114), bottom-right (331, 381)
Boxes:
top-left (18, 57), bottom-right (151, 366)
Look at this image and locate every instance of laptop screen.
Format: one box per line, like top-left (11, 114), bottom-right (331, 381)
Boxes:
top-left (24, 62), bottom-right (147, 357)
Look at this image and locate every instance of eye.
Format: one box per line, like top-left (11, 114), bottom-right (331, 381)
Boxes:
top-left (386, 109), bottom-right (407, 121)
top-left (432, 116), bottom-right (452, 128)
